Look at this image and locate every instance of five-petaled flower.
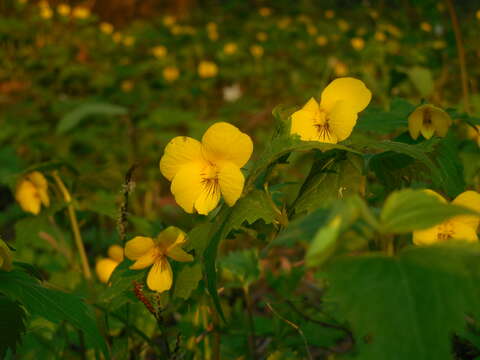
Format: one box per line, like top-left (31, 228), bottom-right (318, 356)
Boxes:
top-left (290, 77), bottom-right (371, 144)
top-left (413, 190), bottom-right (480, 246)
top-left (160, 122), bottom-right (253, 215)
top-left (125, 227), bottom-right (193, 292)
top-left (408, 104), bottom-right (452, 140)
top-left (15, 171), bottom-right (50, 215)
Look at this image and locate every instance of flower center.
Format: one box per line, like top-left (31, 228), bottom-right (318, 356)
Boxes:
top-left (422, 109), bottom-right (432, 126)
top-left (437, 221), bottom-right (454, 241)
top-left (200, 163), bottom-right (220, 198)
top-left (313, 108), bottom-right (333, 141)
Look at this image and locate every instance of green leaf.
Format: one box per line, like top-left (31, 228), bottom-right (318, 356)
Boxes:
top-left (173, 262), bottom-right (203, 300)
top-left (0, 295), bottom-right (26, 358)
top-left (0, 270), bottom-right (109, 358)
top-left (357, 98), bottom-right (414, 134)
top-left (56, 102), bottom-right (127, 134)
top-left (220, 249), bottom-right (260, 287)
top-left (406, 66), bottom-right (434, 97)
top-left (305, 216), bottom-right (342, 268)
top-left (325, 243), bottom-right (480, 360)
top-left (380, 189), bottom-right (477, 234)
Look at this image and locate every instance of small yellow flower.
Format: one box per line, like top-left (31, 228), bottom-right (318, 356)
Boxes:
top-left (374, 31), bottom-right (386, 42)
top-left (72, 6), bottom-right (90, 19)
top-left (0, 239), bottom-right (13, 272)
top-left (207, 23), bottom-right (219, 41)
top-left (476, 10), bottom-right (480, 20)
top-left (291, 77), bottom-right (371, 143)
top-left (152, 45), bottom-right (167, 59)
top-left (466, 125), bottom-right (480, 147)
top-left (15, 171), bottom-right (50, 215)
top-left (325, 9), bottom-right (335, 19)
top-left (307, 25), bottom-right (318, 35)
top-left (223, 42), bottom-right (238, 55)
top-left (337, 19), bottom-right (350, 32)
top-left (56, 3), bottom-right (70, 16)
top-left (420, 21), bottom-right (432, 32)
top-left (333, 61), bottom-right (348, 76)
top-left (159, 122), bottom-right (253, 215)
top-left (95, 245), bottom-right (124, 283)
top-left (40, 6), bottom-right (53, 19)
top-left (125, 227), bottom-right (193, 292)
top-left (163, 15), bottom-right (176, 27)
top-left (163, 66), bottom-right (179, 82)
top-left (256, 32), bottom-right (268, 42)
top-left (316, 35), bottom-right (328, 46)
top-left (100, 22), bottom-right (114, 34)
top-left (408, 104), bottom-right (452, 140)
top-left (198, 61), bottom-right (218, 78)
top-left (413, 190), bottom-right (480, 245)
top-left (351, 37), bottom-right (365, 51)
top-left (123, 35), bottom-right (135, 47)
top-left (259, 7), bottom-right (272, 17)
top-left (250, 44), bottom-right (264, 58)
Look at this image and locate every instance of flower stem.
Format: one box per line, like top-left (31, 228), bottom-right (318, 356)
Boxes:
top-left (52, 171), bottom-right (92, 280)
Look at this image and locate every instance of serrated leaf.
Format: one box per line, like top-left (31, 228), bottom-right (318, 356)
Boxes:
top-left (325, 243), bottom-right (480, 360)
top-left (0, 295), bottom-right (26, 358)
top-left (380, 189), bottom-right (477, 234)
top-left (0, 270), bottom-right (109, 358)
top-left (220, 249), bottom-right (260, 287)
top-left (173, 262), bottom-right (202, 299)
top-left (56, 102), bottom-right (127, 134)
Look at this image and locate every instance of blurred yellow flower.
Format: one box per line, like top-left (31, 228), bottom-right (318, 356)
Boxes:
top-left (325, 10), bottom-right (335, 19)
top-left (72, 6), bottom-right (90, 19)
top-left (95, 245), bottom-right (124, 283)
top-left (160, 122), bottom-right (253, 215)
top-left (40, 6), bottom-right (53, 19)
top-left (198, 61), bottom-right (218, 78)
top-left (476, 10), bottom-right (480, 20)
top-left (256, 32), bottom-right (268, 42)
top-left (152, 45), bottom-right (167, 58)
top-left (15, 171), bottom-right (50, 215)
top-left (307, 25), bottom-right (318, 35)
top-left (112, 32), bottom-right (123, 43)
top-left (316, 35), bottom-right (328, 46)
top-left (207, 22), bottom-right (219, 41)
top-left (163, 66), bottom-right (179, 82)
top-left (374, 31), bottom-right (386, 42)
top-left (420, 22), bottom-right (432, 32)
top-left (466, 125), bottom-right (480, 147)
top-left (338, 19), bottom-right (350, 32)
top-left (163, 15), bottom-right (176, 27)
top-left (259, 7), bottom-right (272, 16)
top-left (291, 77), bottom-right (371, 143)
top-left (351, 37), bottom-right (365, 51)
top-left (413, 190), bottom-right (480, 245)
top-left (121, 80), bottom-right (134, 92)
top-left (57, 3), bottom-right (70, 16)
top-left (125, 227), bottom-right (193, 292)
top-left (100, 22), bottom-right (114, 34)
top-left (223, 42), bottom-right (238, 55)
top-left (250, 44), bottom-right (264, 58)
top-left (408, 104), bottom-right (452, 140)
top-left (123, 36), bottom-right (135, 47)
top-left (333, 61), bottom-right (348, 76)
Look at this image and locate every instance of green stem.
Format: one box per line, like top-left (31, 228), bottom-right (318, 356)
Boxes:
top-left (244, 285), bottom-right (257, 360)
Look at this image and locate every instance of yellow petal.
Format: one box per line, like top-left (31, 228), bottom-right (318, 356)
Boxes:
top-left (194, 180), bottom-right (221, 215)
top-left (201, 122), bottom-right (253, 168)
top-left (452, 190), bottom-right (480, 229)
top-left (327, 100), bottom-right (358, 142)
top-left (146, 258), bottom-right (173, 292)
top-left (431, 106), bottom-right (452, 137)
top-left (167, 246), bottom-right (194, 262)
top-left (408, 107), bottom-right (423, 140)
top-left (95, 258), bottom-right (119, 283)
top-left (28, 172), bottom-right (50, 206)
top-left (412, 225), bottom-right (440, 245)
top-left (451, 222), bottom-right (478, 242)
top-left (130, 249), bottom-right (157, 270)
top-left (159, 136), bottom-right (203, 181)
top-left (420, 123), bottom-right (435, 139)
top-left (15, 180), bottom-right (41, 215)
top-left (319, 77), bottom-right (372, 113)
top-left (291, 98), bottom-right (319, 141)
top-left (124, 236), bottom-right (154, 260)
top-left (171, 163), bottom-right (204, 213)
top-left (158, 226), bottom-right (186, 249)
top-left (218, 162), bottom-right (245, 206)
top-left (107, 244), bottom-right (124, 262)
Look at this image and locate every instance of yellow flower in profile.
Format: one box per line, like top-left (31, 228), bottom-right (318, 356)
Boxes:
top-left (250, 44), bottom-right (264, 58)
top-left (152, 45), bottom-right (167, 59)
top-left (466, 125), bottom-right (480, 147)
top-left (351, 37), bottom-right (365, 51)
top-left (125, 227), bottom-right (193, 292)
top-left (408, 104), bottom-right (452, 140)
top-left (413, 190), bottom-right (480, 245)
top-left (198, 61), bottom-right (218, 78)
top-left (223, 42), bottom-right (238, 55)
top-left (160, 122), bottom-right (253, 215)
top-left (291, 78), bottom-right (371, 143)
top-left (163, 66), bottom-right (179, 82)
top-left (57, 3), bottom-right (70, 16)
top-left (256, 32), bottom-right (268, 42)
top-left (100, 22), bottom-right (114, 35)
top-left (316, 35), bottom-right (328, 46)
top-left (325, 9), bottom-right (335, 19)
top-left (95, 245), bottom-right (124, 283)
top-left (259, 7), bottom-right (272, 17)
top-left (72, 6), bottom-right (90, 19)
top-left (420, 22), bottom-right (432, 32)
top-left (15, 171), bottom-right (50, 215)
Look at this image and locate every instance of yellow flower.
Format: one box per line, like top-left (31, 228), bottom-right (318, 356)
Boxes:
top-left (325, 10), bottom-right (335, 19)
top-left (223, 42), bottom-right (238, 55)
top-left (466, 125), bottom-right (480, 147)
top-left (163, 66), bottom-right (179, 82)
top-left (420, 22), bottom-right (432, 32)
top-left (124, 227), bottom-right (193, 292)
top-left (477, 10), bottom-right (480, 20)
top-left (307, 25), bottom-right (318, 35)
top-left (72, 6), bottom-right (90, 19)
top-left (15, 171), bottom-right (50, 215)
top-left (333, 61), bottom-right (348, 76)
top-left (351, 37), bottom-right (365, 51)
top-left (337, 19), bottom-right (350, 32)
top-left (163, 15), bottom-right (176, 27)
top-left (152, 45), bottom-right (167, 59)
top-left (100, 22), bottom-right (114, 34)
top-left (0, 239), bottom-right (13, 272)
top-left (159, 122), bottom-right (253, 215)
top-left (198, 61), bottom-right (218, 78)
top-left (123, 36), bottom-right (135, 47)
top-left (290, 77), bottom-right (371, 143)
top-left (112, 32), bottom-right (122, 43)
top-left (374, 31), bottom-right (386, 42)
top-left (56, 3), bottom-right (70, 16)
top-left (259, 7), bottom-right (272, 17)
top-left (207, 23), bottom-right (219, 41)
top-left (408, 104), bottom-right (452, 140)
top-left (256, 32), bottom-right (268, 42)
top-left (95, 245), bottom-right (124, 283)
top-left (40, 6), bottom-right (53, 19)
top-left (250, 44), bottom-right (264, 58)
top-left (316, 35), bottom-right (328, 46)
top-left (413, 190), bottom-right (480, 245)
